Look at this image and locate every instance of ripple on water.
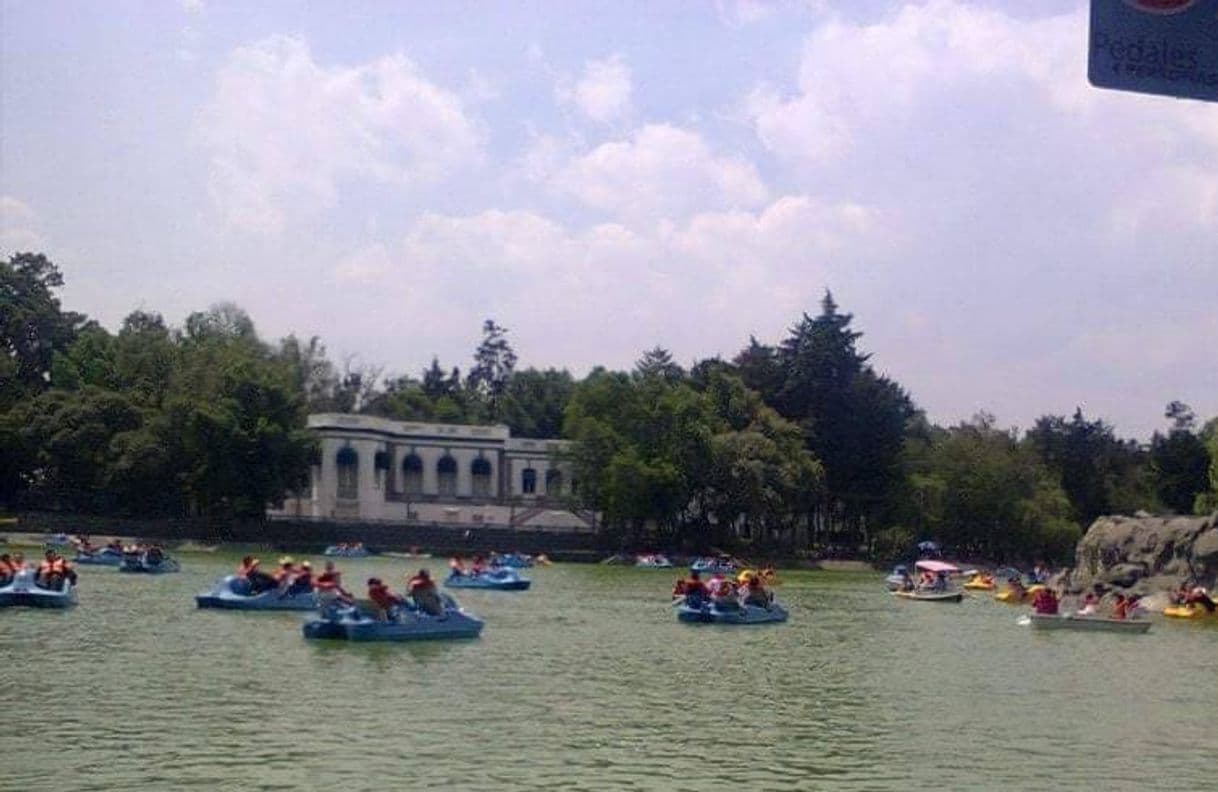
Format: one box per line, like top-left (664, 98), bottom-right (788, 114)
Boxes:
top-left (3, 561), bottom-right (1217, 791)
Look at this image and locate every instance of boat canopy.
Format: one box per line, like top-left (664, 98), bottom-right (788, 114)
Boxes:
top-left (914, 560), bottom-right (960, 573)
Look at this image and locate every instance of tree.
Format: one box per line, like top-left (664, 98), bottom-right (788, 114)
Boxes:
top-left (1195, 418), bottom-right (1218, 514)
top-left (1026, 408), bottom-right (1155, 525)
top-left (634, 346), bottom-right (684, 383)
top-left (1, 253), bottom-right (87, 407)
top-left (466, 319), bottom-right (517, 419)
top-left (1150, 402), bottom-right (1210, 514)
top-left (732, 336), bottom-right (784, 405)
top-left (499, 368), bottom-right (575, 438)
top-left (769, 291), bottom-right (913, 545)
top-left (903, 414), bottom-right (1079, 562)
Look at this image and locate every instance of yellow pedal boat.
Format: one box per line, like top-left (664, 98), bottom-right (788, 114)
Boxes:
top-left (1163, 603), bottom-right (1217, 620)
top-left (995, 584), bottom-right (1045, 603)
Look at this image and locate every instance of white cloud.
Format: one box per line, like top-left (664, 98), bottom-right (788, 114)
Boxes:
top-left (332, 194), bottom-right (874, 368)
top-left (198, 35), bottom-right (483, 234)
top-left (181, 0), bottom-right (205, 14)
top-left (334, 243), bottom-right (392, 284)
top-left (550, 123), bottom-right (769, 224)
top-left (561, 55), bottom-right (633, 123)
top-left (0, 196), bottom-right (46, 253)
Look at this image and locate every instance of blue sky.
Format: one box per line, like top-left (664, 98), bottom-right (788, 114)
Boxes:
top-left (2, 0), bottom-right (1215, 439)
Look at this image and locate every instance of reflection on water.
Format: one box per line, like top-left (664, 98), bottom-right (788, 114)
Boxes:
top-left (2, 555), bottom-right (1216, 791)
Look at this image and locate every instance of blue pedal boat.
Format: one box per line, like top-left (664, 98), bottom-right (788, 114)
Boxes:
top-left (689, 557), bottom-right (739, 575)
top-left (196, 575), bottom-right (319, 610)
top-left (74, 548), bottom-right (124, 567)
top-left (118, 551), bottom-right (180, 574)
top-left (489, 553), bottom-right (533, 569)
top-left (444, 568), bottom-right (531, 591)
top-left (302, 596), bottom-right (483, 642)
top-left (0, 568), bottom-right (77, 609)
top-left (677, 599), bottom-right (788, 625)
top-left (323, 545), bottom-right (372, 558)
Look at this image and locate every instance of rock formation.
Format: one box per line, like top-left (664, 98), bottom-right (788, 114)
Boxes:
top-left (1063, 513), bottom-right (1218, 607)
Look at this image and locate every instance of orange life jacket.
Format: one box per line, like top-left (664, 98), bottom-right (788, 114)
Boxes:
top-left (39, 558), bottom-right (66, 575)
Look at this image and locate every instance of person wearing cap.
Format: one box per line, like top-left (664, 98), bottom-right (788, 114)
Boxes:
top-left (241, 557), bottom-right (277, 594)
top-left (273, 557), bottom-right (295, 588)
top-left (743, 574), bottom-right (770, 607)
top-left (367, 577), bottom-right (404, 621)
top-left (284, 560), bottom-right (314, 596)
top-left (407, 568), bottom-right (443, 616)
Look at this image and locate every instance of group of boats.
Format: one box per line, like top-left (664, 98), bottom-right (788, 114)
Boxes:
top-left (882, 557), bottom-right (1218, 633)
top-left (0, 542), bottom-right (181, 609)
top-left (2, 537), bottom-right (557, 642)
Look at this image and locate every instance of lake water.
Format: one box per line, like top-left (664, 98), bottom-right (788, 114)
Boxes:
top-left (3, 555), bottom-right (1216, 791)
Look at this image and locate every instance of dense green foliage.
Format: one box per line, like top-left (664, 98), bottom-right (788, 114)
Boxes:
top-left (2, 253), bottom-right (1215, 560)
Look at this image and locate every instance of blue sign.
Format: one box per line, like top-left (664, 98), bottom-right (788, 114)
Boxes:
top-left (1089, 0), bottom-right (1218, 103)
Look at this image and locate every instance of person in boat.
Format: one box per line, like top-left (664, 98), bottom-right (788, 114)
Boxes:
top-left (449, 556), bottom-right (467, 577)
top-left (36, 549), bottom-right (76, 590)
top-left (1185, 586), bottom-right (1216, 613)
top-left (471, 555), bottom-right (487, 576)
top-left (106, 539), bottom-right (123, 553)
top-left (315, 561), bottom-right (351, 597)
top-left (0, 552), bottom-right (17, 585)
top-left (710, 577), bottom-right (739, 609)
top-left (1032, 587), bottom-right (1059, 615)
top-left (1006, 576), bottom-right (1027, 600)
top-left (273, 557), bottom-right (296, 589)
top-left (242, 558), bottom-right (278, 594)
top-left (367, 577), bottom-right (404, 621)
top-left (1110, 593), bottom-right (1141, 620)
top-left (284, 560), bottom-right (314, 596)
top-left (682, 571), bottom-right (708, 605)
top-left (742, 574), bottom-right (771, 607)
top-left (672, 577), bottom-right (687, 597)
top-left (407, 568), bottom-right (443, 616)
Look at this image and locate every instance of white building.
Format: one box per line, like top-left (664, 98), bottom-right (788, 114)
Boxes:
top-left (270, 414), bottom-right (594, 531)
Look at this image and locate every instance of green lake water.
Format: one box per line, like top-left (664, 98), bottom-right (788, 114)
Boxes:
top-left (2, 555), bottom-right (1216, 791)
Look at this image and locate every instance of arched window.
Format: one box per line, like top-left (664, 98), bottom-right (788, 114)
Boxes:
top-left (336, 447), bottom-right (359, 500)
top-left (438, 455), bottom-right (458, 497)
top-left (522, 467), bottom-right (537, 495)
top-left (374, 451), bottom-right (391, 471)
top-left (402, 453), bottom-right (423, 496)
top-left (545, 468), bottom-right (563, 496)
top-left (472, 457), bottom-right (492, 498)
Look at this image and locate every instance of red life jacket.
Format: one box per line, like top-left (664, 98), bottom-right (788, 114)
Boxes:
top-left (368, 583), bottom-right (397, 609)
top-left (316, 571), bottom-right (339, 591)
top-left (39, 558), bottom-right (66, 575)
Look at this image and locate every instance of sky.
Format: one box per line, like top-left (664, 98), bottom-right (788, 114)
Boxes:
top-left (2, 0), bottom-right (1215, 440)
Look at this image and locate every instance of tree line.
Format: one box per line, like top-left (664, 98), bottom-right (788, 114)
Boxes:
top-left (3, 253), bottom-right (1216, 561)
